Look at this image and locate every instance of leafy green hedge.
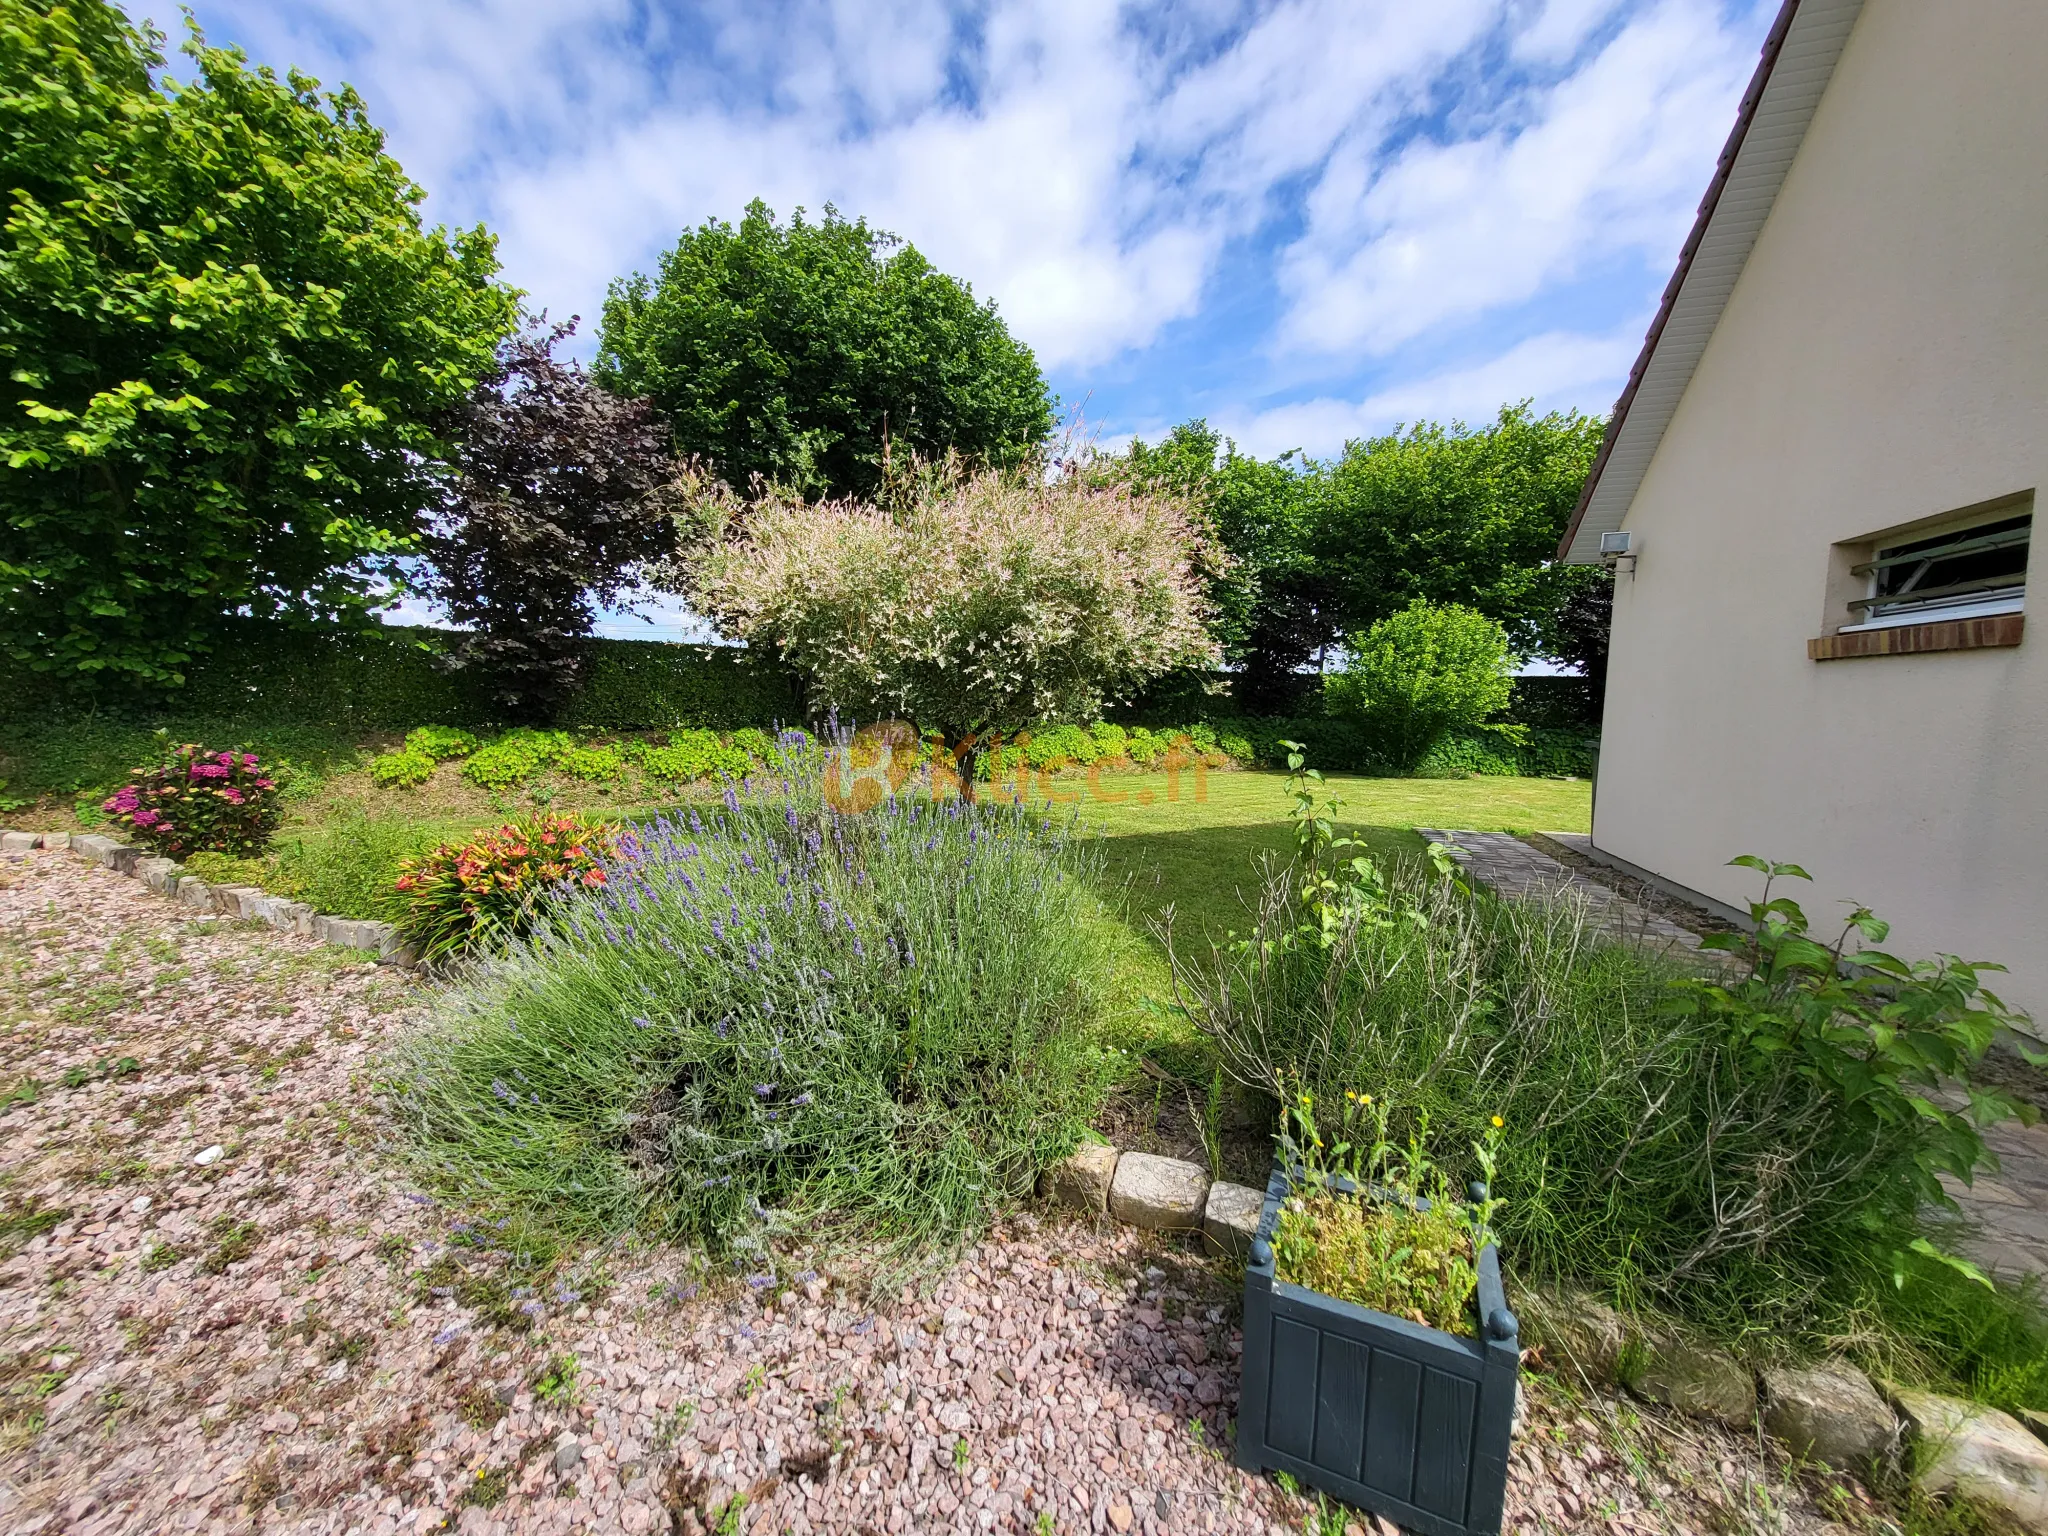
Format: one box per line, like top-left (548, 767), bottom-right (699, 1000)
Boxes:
top-left (0, 619), bottom-right (804, 732)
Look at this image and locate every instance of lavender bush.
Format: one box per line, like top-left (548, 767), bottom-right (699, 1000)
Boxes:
top-left (388, 736), bottom-right (1115, 1261)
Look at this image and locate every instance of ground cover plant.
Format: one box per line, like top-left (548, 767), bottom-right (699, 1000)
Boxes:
top-left (1174, 754), bottom-right (2041, 1379)
top-left (388, 741), bottom-right (1117, 1262)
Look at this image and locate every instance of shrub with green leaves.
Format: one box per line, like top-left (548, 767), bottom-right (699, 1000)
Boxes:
top-left (389, 763), bottom-right (1114, 1258)
top-left (462, 730), bottom-right (572, 790)
top-left (100, 743), bottom-right (283, 856)
top-left (372, 749), bottom-right (438, 788)
top-left (633, 728), bottom-right (750, 784)
top-left (557, 744), bottom-right (626, 783)
top-left (1325, 601), bottom-right (1515, 770)
top-left (406, 726), bottom-right (480, 761)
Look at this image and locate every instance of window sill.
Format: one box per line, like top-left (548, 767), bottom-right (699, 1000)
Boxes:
top-left (1809, 612), bottom-right (2024, 661)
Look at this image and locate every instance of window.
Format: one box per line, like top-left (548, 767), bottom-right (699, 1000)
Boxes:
top-left (1842, 511), bottom-right (2030, 632)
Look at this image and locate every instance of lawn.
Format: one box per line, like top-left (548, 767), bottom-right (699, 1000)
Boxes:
top-left (1063, 766), bottom-right (1591, 958)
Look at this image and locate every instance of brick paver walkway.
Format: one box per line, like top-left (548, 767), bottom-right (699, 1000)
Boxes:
top-left (1416, 829), bottom-right (1704, 952)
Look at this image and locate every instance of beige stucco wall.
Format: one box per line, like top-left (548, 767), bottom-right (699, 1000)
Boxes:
top-left (1595, 0), bottom-right (2048, 1023)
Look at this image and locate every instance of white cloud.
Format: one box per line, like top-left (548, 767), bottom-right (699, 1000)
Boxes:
top-left (1273, 0), bottom-right (1756, 358)
top-left (1220, 324), bottom-right (1639, 457)
top-left (139, 0), bottom-right (1768, 405)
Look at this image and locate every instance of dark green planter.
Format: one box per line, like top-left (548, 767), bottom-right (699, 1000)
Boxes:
top-left (1236, 1167), bottom-right (1520, 1536)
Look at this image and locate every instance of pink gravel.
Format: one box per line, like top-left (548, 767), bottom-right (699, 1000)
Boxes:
top-left (0, 850), bottom-right (1884, 1535)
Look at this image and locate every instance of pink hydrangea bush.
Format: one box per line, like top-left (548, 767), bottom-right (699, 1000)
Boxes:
top-left (101, 744), bottom-right (285, 857)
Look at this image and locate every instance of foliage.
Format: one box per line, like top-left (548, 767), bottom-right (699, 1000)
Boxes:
top-left (388, 755), bottom-right (1115, 1259)
top-left (406, 726), bottom-right (478, 761)
top-left (394, 813), bottom-right (616, 963)
top-left (1670, 857), bottom-right (2039, 1291)
top-left (1530, 568), bottom-right (1613, 704)
top-left (0, 3), bottom-right (517, 688)
top-left (371, 748), bottom-right (437, 788)
top-left (557, 743), bottom-right (626, 783)
top-left (1171, 773), bottom-right (2034, 1343)
top-left (1098, 422), bottom-right (1328, 708)
top-left (186, 807), bottom-right (476, 922)
top-left (414, 322), bottom-right (682, 719)
top-left (1325, 603), bottom-right (1515, 771)
top-left (462, 730), bottom-right (572, 791)
top-left (596, 200), bottom-right (1052, 502)
top-left (683, 461), bottom-right (1219, 791)
top-left (1270, 1089), bottom-right (1500, 1336)
top-left (634, 727), bottom-right (750, 784)
top-left (1306, 405), bottom-right (1607, 653)
top-left (100, 741), bottom-right (282, 856)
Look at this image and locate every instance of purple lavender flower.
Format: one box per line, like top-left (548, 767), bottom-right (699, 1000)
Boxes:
top-left (633, 1016), bottom-right (653, 1030)
top-left (746, 1273), bottom-right (773, 1290)
top-left (491, 1080), bottom-right (516, 1102)
top-left (753, 1083), bottom-right (775, 1098)
top-left (790, 1093), bottom-right (812, 1107)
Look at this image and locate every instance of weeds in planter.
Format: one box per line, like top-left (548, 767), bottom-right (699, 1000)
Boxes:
top-left (1269, 1089), bottom-right (1500, 1335)
top-left (388, 737), bottom-right (1115, 1263)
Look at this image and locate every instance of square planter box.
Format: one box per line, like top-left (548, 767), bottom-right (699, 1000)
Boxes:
top-left (1236, 1166), bottom-right (1520, 1536)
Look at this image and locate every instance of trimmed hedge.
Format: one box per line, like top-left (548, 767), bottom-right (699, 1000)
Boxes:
top-left (0, 619), bottom-right (803, 732)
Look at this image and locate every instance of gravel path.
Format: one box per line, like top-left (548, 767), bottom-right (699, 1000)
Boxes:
top-left (0, 850), bottom-right (1884, 1536)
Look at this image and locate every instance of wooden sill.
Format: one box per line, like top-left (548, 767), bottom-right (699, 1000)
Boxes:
top-left (1809, 612), bottom-right (2024, 661)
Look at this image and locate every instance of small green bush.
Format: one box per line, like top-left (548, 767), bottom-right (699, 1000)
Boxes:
top-left (1180, 772), bottom-right (2036, 1351)
top-left (389, 763), bottom-right (1114, 1258)
top-left (557, 744), bottom-right (626, 783)
top-left (405, 726), bottom-right (480, 760)
top-left (1325, 602), bottom-right (1514, 771)
top-left (634, 728), bottom-right (750, 784)
top-left (1089, 721), bottom-right (1128, 757)
top-left (371, 748), bottom-right (439, 788)
top-left (463, 730), bottom-right (572, 790)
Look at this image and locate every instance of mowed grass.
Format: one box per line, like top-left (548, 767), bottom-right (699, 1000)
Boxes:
top-left (977, 766), bottom-right (1592, 1079)
top-left (1056, 767), bottom-right (1591, 957)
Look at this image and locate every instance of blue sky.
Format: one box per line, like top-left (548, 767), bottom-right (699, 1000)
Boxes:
top-left (130, 0), bottom-right (1776, 640)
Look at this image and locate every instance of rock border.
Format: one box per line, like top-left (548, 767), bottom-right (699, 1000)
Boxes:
top-left (1037, 1145), bottom-right (2048, 1532)
top-left (1, 828), bottom-right (419, 967)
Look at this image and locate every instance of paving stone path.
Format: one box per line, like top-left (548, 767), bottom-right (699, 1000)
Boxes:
top-left (1416, 829), bottom-right (1704, 951)
top-left (1418, 830), bottom-right (2048, 1282)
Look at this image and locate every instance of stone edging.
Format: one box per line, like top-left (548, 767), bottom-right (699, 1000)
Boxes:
top-left (0, 829), bottom-right (419, 968)
top-left (1038, 1142), bottom-right (2048, 1528)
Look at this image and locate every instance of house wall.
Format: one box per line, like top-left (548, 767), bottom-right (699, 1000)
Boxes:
top-left (1595, 0), bottom-right (2048, 1022)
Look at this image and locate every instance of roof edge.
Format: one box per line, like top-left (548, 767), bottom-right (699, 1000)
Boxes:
top-left (1554, 0), bottom-right (1805, 562)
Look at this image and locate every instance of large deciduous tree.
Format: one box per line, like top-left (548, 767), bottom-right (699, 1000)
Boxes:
top-left (0, 2), bottom-right (518, 687)
top-left (1306, 404), bottom-right (1606, 653)
top-left (595, 201), bottom-right (1054, 503)
top-left (1105, 422), bottom-right (1332, 711)
top-left (681, 462), bottom-right (1219, 795)
top-left (415, 322), bottom-right (681, 720)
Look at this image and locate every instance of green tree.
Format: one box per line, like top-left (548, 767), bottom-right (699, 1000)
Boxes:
top-left (596, 200), bottom-right (1053, 502)
top-left (1307, 404), bottom-right (1605, 652)
top-left (0, 2), bottom-right (518, 688)
top-left (1107, 422), bottom-right (1331, 711)
top-left (1325, 601), bottom-right (1514, 769)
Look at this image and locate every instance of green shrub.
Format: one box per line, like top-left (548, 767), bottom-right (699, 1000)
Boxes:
top-left (100, 743), bottom-right (284, 857)
top-left (394, 813), bottom-right (618, 963)
top-left (634, 728), bottom-right (750, 784)
top-left (388, 765), bottom-right (1114, 1258)
top-left (463, 730), bottom-right (572, 790)
top-left (1089, 722), bottom-right (1128, 757)
top-left (1126, 727), bottom-right (1164, 767)
top-left (558, 744), bottom-right (627, 783)
top-left (372, 749), bottom-right (439, 788)
top-left (406, 726), bottom-right (480, 760)
top-left (1177, 766), bottom-right (2035, 1348)
top-left (1325, 602), bottom-right (1515, 770)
